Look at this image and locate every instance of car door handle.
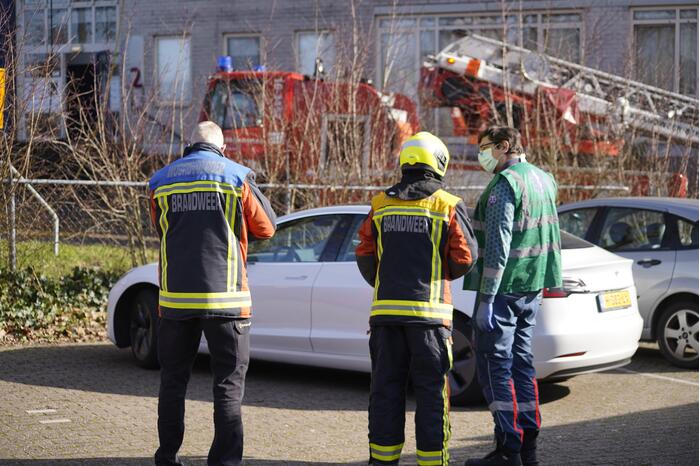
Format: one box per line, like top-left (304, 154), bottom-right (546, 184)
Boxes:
top-left (285, 275), bottom-right (308, 280)
top-left (637, 259), bottom-right (661, 267)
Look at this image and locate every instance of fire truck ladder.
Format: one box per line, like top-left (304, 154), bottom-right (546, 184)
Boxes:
top-left (426, 34), bottom-right (699, 144)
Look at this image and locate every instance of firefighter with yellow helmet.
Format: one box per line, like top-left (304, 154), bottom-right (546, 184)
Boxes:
top-left (356, 131), bottom-right (478, 465)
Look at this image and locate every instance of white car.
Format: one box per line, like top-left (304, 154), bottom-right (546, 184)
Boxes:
top-left (107, 205), bottom-right (643, 404)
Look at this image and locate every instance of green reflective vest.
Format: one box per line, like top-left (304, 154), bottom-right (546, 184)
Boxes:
top-left (464, 162), bottom-right (562, 294)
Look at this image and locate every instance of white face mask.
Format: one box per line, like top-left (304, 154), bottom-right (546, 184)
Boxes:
top-left (478, 147), bottom-right (499, 173)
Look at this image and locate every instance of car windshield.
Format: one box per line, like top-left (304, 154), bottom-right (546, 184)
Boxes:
top-left (207, 79), bottom-right (261, 130)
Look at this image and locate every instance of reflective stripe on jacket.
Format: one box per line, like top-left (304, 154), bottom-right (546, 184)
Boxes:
top-left (149, 147), bottom-right (276, 319)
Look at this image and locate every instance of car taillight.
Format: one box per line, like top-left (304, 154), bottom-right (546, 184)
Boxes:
top-left (543, 287), bottom-right (571, 298)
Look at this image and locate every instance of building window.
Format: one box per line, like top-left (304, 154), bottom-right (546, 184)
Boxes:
top-left (156, 36), bottom-right (191, 104)
top-left (95, 6), bottom-right (117, 43)
top-left (23, 7), bottom-right (45, 45)
top-left (633, 8), bottom-right (698, 96)
top-left (50, 8), bottom-right (69, 44)
top-left (296, 31), bottom-right (335, 76)
top-left (225, 35), bottom-right (261, 70)
top-left (377, 11), bottom-right (583, 137)
top-left (71, 7), bottom-right (93, 44)
top-left (21, 1), bottom-right (118, 47)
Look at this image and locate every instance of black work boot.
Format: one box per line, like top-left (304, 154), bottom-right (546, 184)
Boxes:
top-left (464, 443), bottom-right (522, 466)
top-left (520, 430), bottom-right (539, 466)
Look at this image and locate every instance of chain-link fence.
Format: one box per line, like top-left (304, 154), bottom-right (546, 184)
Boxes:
top-left (0, 169), bottom-right (646, 275)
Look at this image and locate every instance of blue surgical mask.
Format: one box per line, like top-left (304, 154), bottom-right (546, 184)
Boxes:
top-left (478, 147), bottom-right (498, 173)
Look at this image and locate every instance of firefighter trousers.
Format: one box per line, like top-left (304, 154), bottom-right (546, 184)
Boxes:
top-left (155, 317), bottom-right (250, 466)
top-left (473, 291), bottom-right (542, 454)
top-left (368, 324), bottom-right (452, 466)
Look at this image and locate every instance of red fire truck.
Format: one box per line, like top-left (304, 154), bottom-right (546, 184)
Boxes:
top-left (199, 64), bottom-right (419, 185)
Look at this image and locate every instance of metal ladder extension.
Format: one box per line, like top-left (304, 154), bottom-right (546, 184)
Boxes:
top-left (432, 34), bottom-right (699, 143)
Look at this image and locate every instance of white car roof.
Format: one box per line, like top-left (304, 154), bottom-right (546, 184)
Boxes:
top-left (559, 197), bottom-right (698, 223)
top-left (278, 204), bottom-right (370, 222)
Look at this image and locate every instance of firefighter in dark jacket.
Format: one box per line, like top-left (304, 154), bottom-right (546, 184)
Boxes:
top-left (355, 131), bottom-right (478, 466)
top-left (149, 121), bottom-right (276, 466)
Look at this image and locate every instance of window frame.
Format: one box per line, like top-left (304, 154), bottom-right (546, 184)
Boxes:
top-left (631, 6), bottom-right (698, 95)
top-left (223, 33), bottom-right (263, 70)
top-left (154, 34), bottom-right (192, 106)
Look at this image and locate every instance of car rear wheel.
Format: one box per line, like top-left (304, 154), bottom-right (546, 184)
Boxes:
top-left (656, 300), bottom-right (699, 369)
top-left (448, 314), bottom-right (482, 405)
top-left (129, 288), bottom-right (160, 369)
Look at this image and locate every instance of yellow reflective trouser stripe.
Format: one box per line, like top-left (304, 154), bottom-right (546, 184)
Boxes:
top-left (370, 442), bottom-right (403, 461)
top-left (158, 196), bottom-right (169, 291)
top-left (417, 449), bottom-right (443, 465)
top-left (154, 180), bottom-right (241, 198)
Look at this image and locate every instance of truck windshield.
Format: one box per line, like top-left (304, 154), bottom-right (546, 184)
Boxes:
top-left (207, 79), bottom-right (261, 130)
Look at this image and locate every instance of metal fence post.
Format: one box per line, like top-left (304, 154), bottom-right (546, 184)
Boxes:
top-left (9, 190), bottom-right (16, 271)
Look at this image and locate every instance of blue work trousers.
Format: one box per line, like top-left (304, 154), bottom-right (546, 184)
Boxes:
top-left (474, 291), bottom-right (542, 454)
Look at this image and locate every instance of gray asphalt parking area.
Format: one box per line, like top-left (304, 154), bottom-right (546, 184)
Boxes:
top-left (0, 342), bottom-right (697, 465)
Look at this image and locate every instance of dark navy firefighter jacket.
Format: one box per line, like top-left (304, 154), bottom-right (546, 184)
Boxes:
top-left (149, 142), bottom-right (277, 320)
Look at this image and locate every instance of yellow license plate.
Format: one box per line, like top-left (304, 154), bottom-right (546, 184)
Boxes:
top-left (598, 290), bottom-right (632, 311)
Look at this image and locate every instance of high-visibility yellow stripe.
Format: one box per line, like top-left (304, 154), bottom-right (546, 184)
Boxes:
top-left (371, 452), bottom-right (402, 461)
top-left (373, 299), bottom-right (452, 309)
top-left (374, 205), bottom-right (449, 222)
top-left (369, 442), bottom-right (404, 452)
top-left (228, 193), bottom-right (238, 292)
top-left (373, 216), bottom-right (383, 302)
top-left (225, 193), bottom-right (232, 291)
top-left (160, 291), bottom-right (250, 299)
top-left (154, 186), bottom-right (239, 198)
top-left (158, 196), bottom-right (169, 291)
top-left (430, 218), bottom-right (440, 301)
top-left (159, 300), bottom-right (252, 310)
top-left (154, 179), bottom-right (240, 191)
top-left (434, 219), bottom-right (444, 300)
top-left (370, 309), bottom-right (453, 319)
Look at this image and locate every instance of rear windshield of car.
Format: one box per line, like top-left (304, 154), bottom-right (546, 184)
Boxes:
top-left (561, 230), bottom-right (594, 249)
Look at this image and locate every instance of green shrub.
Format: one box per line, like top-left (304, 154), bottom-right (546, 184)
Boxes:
top-left (0, 267), bottom-right (121, 342)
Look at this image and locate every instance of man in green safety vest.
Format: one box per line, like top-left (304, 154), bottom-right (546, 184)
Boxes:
top-left (463, 126), bottom-right (562, 466)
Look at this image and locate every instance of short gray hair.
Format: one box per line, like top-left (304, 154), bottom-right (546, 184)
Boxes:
top-left (192, 121), bottom-right (224, 148)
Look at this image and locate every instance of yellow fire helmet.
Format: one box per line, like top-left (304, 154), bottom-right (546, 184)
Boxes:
top-left (399, 131), bottom-right (450, 177)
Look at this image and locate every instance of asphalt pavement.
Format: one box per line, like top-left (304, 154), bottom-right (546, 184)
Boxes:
top-left (0, 342), bottom-right (697, 465)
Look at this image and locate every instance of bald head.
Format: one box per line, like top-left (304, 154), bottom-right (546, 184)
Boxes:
top-left (192, 121), bottom-right (225, 150)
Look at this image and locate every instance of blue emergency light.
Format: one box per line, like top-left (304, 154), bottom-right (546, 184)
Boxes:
top-left (254, 65), bottom-right (266, 72)
top-left (218, 56), bottom-right (233, 72)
